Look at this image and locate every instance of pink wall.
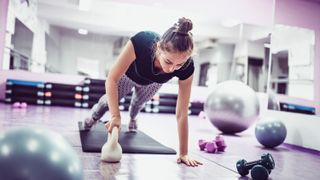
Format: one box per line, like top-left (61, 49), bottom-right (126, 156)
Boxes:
top-left (0, 70), bottom-right (85, 100)
top-left (274, 0), bottom-right (320, 114)
top-left (0, 0), bottom-right (9, 70)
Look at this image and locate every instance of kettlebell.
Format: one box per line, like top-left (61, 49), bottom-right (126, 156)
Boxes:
top-left (101, 126), bottom-right (122, 162)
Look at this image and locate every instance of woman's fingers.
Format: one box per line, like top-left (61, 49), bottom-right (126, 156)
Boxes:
top-left (177, 156), bottom-right (202, 167)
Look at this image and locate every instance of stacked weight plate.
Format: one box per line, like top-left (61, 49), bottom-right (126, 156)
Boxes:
top-left (44, 82), bottom-right (83, 107)
top-left (150, 93), bottom-right (177, 114)
top-left (189, 101), bottom-right (204, 115)
top-left (4, 78), bottom-right (203, 115)
top-left (81, 78), bottom-right (134, 111)
top-left (118, 95), bottom-right (132, 111)
top-left (149, 92), bottom-right (204, 115)
top-left (81, 78), bottom-right (105, 108)
top-left (81, 78), bottom-right (158, 113)
top-left (5, 79), bottom-right (45, 105)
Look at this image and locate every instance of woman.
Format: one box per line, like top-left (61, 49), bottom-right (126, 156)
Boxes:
top-left (84, 17), bottom-right (202, 167)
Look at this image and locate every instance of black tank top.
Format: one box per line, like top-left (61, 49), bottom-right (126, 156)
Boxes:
top-left (125, 31), bottom-right (194, 85)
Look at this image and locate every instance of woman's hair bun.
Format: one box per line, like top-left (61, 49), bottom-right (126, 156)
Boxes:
top-left (176, 17), bottom-right (193, 35)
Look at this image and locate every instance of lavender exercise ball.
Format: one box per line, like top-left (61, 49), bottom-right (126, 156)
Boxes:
top-left (255, 118), bottom-right (287, 148)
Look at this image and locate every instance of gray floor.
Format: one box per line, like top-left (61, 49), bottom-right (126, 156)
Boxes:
top-left (1, 103), bottom-right (320, 180)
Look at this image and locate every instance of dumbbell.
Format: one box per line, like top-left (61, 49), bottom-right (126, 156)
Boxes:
top-left (20, 102), bottom-right (27, 108)
top-left (199, 139), bottom-right (217, 153)
top-left (236, 153), bottom-right (275, 177)
top-left (12, 102), bottom-right (20, 108)
top-left (251, 165), bottom-right (270, 180)
top-left (12, 102), bottom-right (28, 108)
top-left (198, 139), bottom-right (208, 151)
top-left (198, 135), bottom-right (227, 153)
top-left (215, 135), bottom-right (226, 151)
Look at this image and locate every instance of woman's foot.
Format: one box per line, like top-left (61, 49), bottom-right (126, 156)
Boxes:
top-left (128, 119), bottom-right (138, 132)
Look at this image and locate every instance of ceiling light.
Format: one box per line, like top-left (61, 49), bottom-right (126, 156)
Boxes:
top-left (78, 29), bottom-right (88, 35)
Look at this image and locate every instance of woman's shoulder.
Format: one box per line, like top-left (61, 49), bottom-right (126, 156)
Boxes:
top-left (179, 58), bottom-right (194, 71)
top-left (175, 58), bottom-right (195, 80)
top-left (131, 31), bottom-right (160, 42)
top-left (134, 31), bottom-right (160, 37)
top-left (130, 31), bottom-right (160, 52)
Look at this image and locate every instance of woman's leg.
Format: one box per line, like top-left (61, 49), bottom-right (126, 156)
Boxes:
top-left (84, 75), bottom-right (135, 129)
top-left (128, 82), bottom-right (162, 131)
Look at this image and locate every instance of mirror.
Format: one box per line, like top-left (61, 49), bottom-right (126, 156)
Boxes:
top-left (268, 24), bottom-right (316, 114)
top-left (197, 24), bottom-right (271, 93)
top-left (2, 0), bottom-right (274, 92)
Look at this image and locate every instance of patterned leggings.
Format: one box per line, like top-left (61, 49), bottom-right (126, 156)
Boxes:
top-left (91, 75), bottom-right (162, 120)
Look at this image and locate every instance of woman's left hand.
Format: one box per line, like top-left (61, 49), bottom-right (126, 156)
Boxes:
top-left (177, 155), bottom-right (203, 167)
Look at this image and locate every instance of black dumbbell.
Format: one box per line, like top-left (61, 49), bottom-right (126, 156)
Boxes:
top-left (236, 153), bottom-right (275, 177)
top-left (251, 165), bottom-right (269, 180)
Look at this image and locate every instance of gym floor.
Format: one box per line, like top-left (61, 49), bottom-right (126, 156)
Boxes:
top-left (1, 102), bottom-right (320, 180)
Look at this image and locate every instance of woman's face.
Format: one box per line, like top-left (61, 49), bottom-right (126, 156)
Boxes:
top-left (158, 49), bottom-right (191, 73)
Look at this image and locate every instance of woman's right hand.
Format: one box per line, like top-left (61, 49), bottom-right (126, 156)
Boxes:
top-left (105, 116), bottom-right (121, 133)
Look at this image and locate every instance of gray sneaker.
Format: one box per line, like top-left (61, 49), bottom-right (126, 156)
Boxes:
top-left (84, 117), bottom-right (98, 130)
top-left (128, 119), bottom-right (138, 132)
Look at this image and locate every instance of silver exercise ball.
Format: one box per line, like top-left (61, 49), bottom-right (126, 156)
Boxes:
top-left (0, 127), bottom-right (83, 180)
top-left (255, 118), bottom-right (287, 148)
top-left (204, 80), bottom-right (260, 134)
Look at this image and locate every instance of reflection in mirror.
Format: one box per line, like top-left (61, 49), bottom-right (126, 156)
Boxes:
top-left (198, 24), bottom-right (271, 93)
top-left (268, 24), bottom-right (316, 115)
top-left (44, 26), bottom-right (121, 77)
top-left (7, 18), bottom-right (34, 71)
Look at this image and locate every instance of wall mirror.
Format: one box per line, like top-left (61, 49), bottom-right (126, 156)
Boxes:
top-left (268, 24), bottom-right (316, 115)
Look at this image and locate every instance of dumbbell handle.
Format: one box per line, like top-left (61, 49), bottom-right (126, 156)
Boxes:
top-left (245, 160), bottom-right (263, 169)
top-left (246, 155), bottom-right (275, 170)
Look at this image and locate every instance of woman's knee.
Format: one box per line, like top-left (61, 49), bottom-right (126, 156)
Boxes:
top-left (98, 95), bottom-right (108, 108)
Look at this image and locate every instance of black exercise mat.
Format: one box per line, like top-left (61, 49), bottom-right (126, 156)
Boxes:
top-left (78, 122), bottom-right (176, 154)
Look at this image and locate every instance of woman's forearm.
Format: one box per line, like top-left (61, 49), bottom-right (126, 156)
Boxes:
top-left (177, 116), bottom-right (189, 156)
top-left (105, 78), bottom-right (121, 118)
